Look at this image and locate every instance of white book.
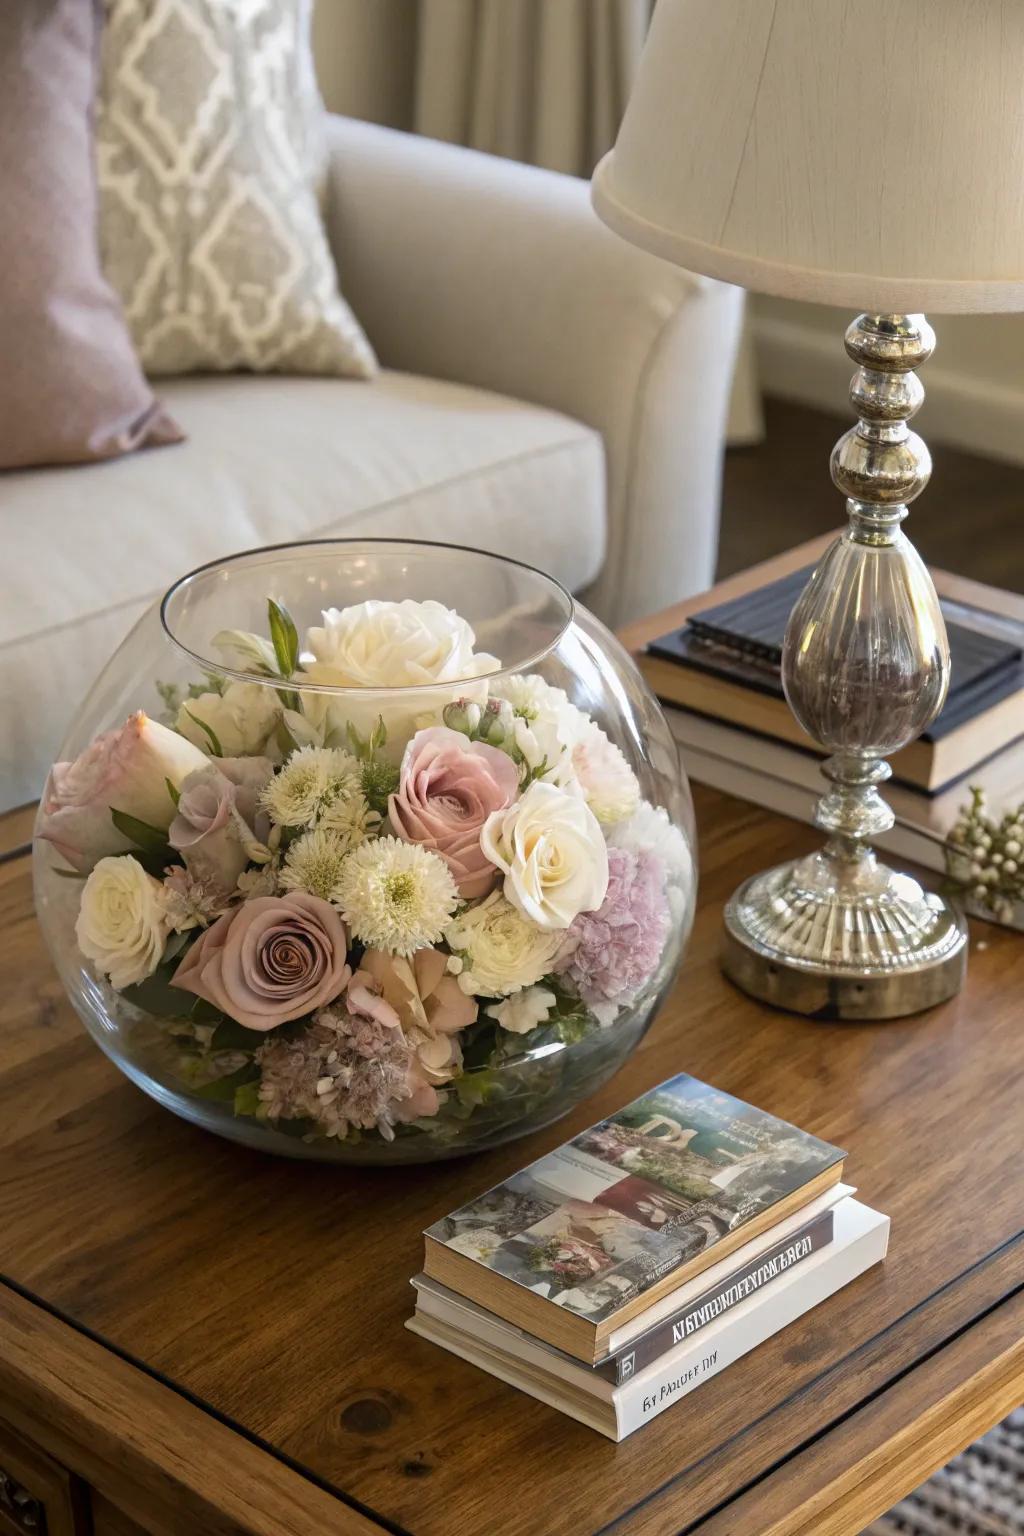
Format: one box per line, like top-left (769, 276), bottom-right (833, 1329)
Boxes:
top-left (666, 709), bottom-right (948, 872)
top-left (407, 1197), bottom-right (889, 1440)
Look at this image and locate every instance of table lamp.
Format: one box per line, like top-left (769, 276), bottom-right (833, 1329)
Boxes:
top-left (593, 0), bottom-right (1024, 1019)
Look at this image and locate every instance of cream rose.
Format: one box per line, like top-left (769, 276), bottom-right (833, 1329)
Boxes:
top-left (295, 599), bottom-right (499, 756)
top-left (76, 855), bottom-right (173, 989)
top-left (480, 780), bottom-right (609, 930)
top-left (444, 891), bottom-right (563, 997)
top-left (175, 681), bottom-right (282, 759)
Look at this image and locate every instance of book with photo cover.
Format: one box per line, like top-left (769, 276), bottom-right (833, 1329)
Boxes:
top-left (411, 1198), bottom-right (889, 1439)
top-left (423, 1073), bottom-right (845, 1363)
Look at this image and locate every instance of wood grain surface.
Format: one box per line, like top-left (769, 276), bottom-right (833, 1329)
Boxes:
top-left (2, 762), bottom-right (1023, 1535)
top-left (2, 543), bottom-right (1024, 1536)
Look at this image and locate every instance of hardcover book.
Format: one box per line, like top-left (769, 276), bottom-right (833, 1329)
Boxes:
top-left (412, 1198), bottom-right (889, 1439)
top-left (423, 1073), bottom-right (845, 1362)
top-left (642, 566), bottom-right (1024, 794)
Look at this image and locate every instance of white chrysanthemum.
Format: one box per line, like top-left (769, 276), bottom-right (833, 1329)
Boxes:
top-left (278, 828), bottom-right (352, 904)
top-left (261, 745), bottom-right (362, 829)
top-left (571, 721), bottom-right (640, 824)
top-left (318, 791), bottom-right (381, 852)
top-left (487, 984), bottom-right (557, 1034)
top-left (607, 800), bottom-right (693, 889)
top-left (444, 891), bottom-right (563, 997)
top-left (334, 836), bottom-right (458, 957)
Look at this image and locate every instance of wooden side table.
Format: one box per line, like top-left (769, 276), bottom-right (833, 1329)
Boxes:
top-left (2, 542), bottom-right (1022, 1536)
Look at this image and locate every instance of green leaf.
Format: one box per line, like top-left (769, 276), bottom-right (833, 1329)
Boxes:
top-left (211, 1017), bottom-right (270, 1052)
top-left (111, 807), bottom-right (173, 856)
top-left (165, 777), bottom-right (181, 809)
top-left (193, 1062), bottom-right (261, 1101)
top-left (268, 598), bottom-right (299, 679)
top-left (346, 720), bottom-right (370, 761)
top-left (120, 965), bottom-right (192, 1018)
top-left (182, 708), bottom-right (223, 757)
top-left (272, 1115), bottom-right (317, 1140)
top-left (233, 1081), bottom-right (262, 1117)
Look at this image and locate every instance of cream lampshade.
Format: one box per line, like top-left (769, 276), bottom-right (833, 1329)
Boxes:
top-left (592, 0), bottom-right (1024, 1020)
top-left (593, 0), bottom-right (1024, 312)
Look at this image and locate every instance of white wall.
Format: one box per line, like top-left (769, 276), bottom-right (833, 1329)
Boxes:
top-left (753, 295), bottom-right (1024, 466)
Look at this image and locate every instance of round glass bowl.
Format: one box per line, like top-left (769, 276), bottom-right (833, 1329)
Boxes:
top-left (33, 541), bottom-right (696, 1162)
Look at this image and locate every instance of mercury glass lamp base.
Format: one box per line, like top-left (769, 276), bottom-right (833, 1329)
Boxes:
top-left (722, 851), bottom-right (968, 1020)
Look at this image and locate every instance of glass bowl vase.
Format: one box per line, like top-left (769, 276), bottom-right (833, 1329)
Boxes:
top-left (33, 541), bottom-right (696, 1163)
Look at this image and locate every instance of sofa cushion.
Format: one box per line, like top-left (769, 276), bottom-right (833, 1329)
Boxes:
top-left (1, 370), bottom-right (604, 809)
top-left (0, 0), bottom-right (182, 469)
top-left (98, 0), bottom-right (376, 380)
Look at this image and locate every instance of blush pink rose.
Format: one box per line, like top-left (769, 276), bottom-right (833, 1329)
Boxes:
top-left (389, 726), bottom-right (519, 898)
top-left (361, 946), bottom-right (477, 1121)
top-left (36, 712), bottom-right (208, 872)
top-left (167, 758), bottom-right (274, 894)
top-left (171, 891), bottom-right (350, 1031)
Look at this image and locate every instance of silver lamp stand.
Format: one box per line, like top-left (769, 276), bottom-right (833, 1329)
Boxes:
top-left (722, 313), bottom-right (968, 1020)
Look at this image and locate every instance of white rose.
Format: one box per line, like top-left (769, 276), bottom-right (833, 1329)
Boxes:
top-left (481, 780), bottom-right (609, 930)
top-left (297, 599), bottom-right (499, 758)
top-left (487, 985), bottom-right (557, 1034)
top-left (444, 892), bottom-right (563, 996)
top-left (176, 681), bottom-right (282, 758)
top-left (75, 856), bottom-right (172, 989)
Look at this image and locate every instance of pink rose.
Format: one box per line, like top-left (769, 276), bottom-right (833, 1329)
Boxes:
top-left (36, 713), bottom-right (208, 872)
top-left (171, 891), bottom-right (350, 1031)
top-left (389, 726), bottom-right (519, 898)
top-left (168, 758), bottom-right (274, 894)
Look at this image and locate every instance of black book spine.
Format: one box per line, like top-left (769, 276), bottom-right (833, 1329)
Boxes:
top-left (608, 1207), bottom-right (836, 1385)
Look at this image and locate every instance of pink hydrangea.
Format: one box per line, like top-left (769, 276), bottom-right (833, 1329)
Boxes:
top-left (555, 847), bottom-right (669, 1011)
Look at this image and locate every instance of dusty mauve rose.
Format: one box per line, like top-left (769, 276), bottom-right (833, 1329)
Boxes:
top-left (389, 726), bottom-right (519, 898)
top-left (361, 945), bottom-right (476, 1115)
top-left (171, 891), bottom-right (350, 1031)
top-left (36, 713), bottom-right (208, 872)
top-left (168, 758), bottom-right (274, 893)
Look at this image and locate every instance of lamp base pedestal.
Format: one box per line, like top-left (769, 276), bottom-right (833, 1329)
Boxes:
top-left (721, 851), bottom-right (968, 1021)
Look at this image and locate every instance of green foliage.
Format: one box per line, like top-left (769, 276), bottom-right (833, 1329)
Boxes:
top-left (193, 1062), bottom-right (260, 1101)
top-left (181, 707), bottom-right (223, 757)
top-left (109, 807), bottom-right (175, 876)
top-left (267, 598), bottom-right (299, 677)
top-left (165, 777), bottom-right (180, 809)
top-left (360, 756), bottom-right (400, 817)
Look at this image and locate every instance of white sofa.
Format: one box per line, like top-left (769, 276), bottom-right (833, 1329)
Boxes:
top-left (1, 117), bottom-right (742, 811)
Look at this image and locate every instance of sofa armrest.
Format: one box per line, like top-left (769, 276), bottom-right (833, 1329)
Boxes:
top-left (324, 115), bottom-right (743, 626)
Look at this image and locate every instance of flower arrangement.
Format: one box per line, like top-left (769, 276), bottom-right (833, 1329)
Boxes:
top-left (38, 596), bottom-right (691, 1152)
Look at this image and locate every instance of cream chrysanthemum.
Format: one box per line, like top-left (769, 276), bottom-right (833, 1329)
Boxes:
top-left (261, 746), bottom-right (362, 829)
top-left (444, 891), bottom-right (563, 997)
top-left (278, 829), bottom-right (351, 904)
top-left (334, 836), bottom-right (458, 957)
top-left (318, 791), bottom-right (380, 852)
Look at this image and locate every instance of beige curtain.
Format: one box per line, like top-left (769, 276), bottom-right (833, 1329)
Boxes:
top-left (412, 0), bottom-right (652, 176)
top-left (312, 0), bottom-right (763, 440)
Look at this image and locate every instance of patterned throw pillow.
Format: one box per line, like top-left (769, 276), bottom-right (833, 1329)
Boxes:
top-left (96, 0), bottom-right (377, 379)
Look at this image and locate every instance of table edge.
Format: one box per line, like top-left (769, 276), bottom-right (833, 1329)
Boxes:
top-left (0, 1279), bottom-right (392, 1536)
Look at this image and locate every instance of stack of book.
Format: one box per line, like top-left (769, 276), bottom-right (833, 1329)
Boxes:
top-left (639, 565), bottom-right (1024, 871)
top-left (408, 1075), bottom-right (888, 1440)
